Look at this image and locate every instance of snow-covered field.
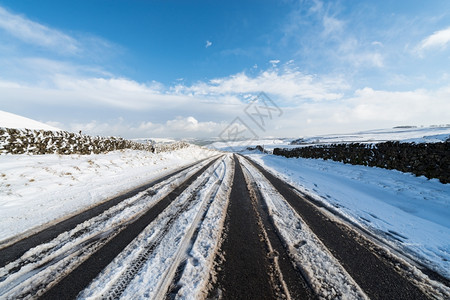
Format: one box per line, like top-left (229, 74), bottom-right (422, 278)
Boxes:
top-left (245, 153), bottom-right (450, 280)
top-left (0, 146), bottom-right (218, 244)
top-left (209, 125), bottom-right (450, 153)
top-left (291, 126), bottom-right (450, 145)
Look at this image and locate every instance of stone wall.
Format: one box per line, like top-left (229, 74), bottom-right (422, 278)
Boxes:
top-left (0, 128), bottom-right (189, 155)
top-left (273, 141), bottom-right (450, 184)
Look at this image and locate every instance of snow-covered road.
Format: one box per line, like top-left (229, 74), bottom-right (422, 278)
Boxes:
top-left (0, 151), bottom-right (448, 299)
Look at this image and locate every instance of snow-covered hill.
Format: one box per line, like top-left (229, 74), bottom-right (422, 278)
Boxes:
top-left (290, 126), bottom-right (450, 145)
top-left (0, 110), bottom-right (61, 131)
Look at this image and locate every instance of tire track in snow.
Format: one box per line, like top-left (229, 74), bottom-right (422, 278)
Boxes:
top-left (164, 156), bottom-right (231, 299)
top-left (0, 157), bottom-right (219, 299)
top-left (243, 155), bottom-right (429, 300)
top-left (0, 156), bottom-right (215, 267)
top-left (209, 154), bottom-right (313, 299)
top-left (78, 155), bottom-right (234, 299)
top-left (168, 155), bottom-right (234, 299)
top-left (239, 156), bottom-right (315, 300)
top-left (36, 156), bottom-right (222, 299)
top-left (239, 156), bottom-right (367, 299)
top-left (101, 177), bottom-right (211, 300)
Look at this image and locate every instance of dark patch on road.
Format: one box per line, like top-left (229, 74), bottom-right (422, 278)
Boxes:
top-left (208, 155), bottom-right (277, 299)
top-left (39, 157), bottom-right (220, 299)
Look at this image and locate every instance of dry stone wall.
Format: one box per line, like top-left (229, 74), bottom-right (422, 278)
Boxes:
top-left (0, 128), bottom-right (189, 155)
top-left (273, 141), bottom-right (450, 184)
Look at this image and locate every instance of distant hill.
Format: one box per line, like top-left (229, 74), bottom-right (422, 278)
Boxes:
top-left (0, 110), bottom-right (61, 131)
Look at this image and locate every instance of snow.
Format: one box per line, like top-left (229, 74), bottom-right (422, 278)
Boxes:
top-left (0, 145), bottom-right (218, 244)
top-left (1, 109), bottom-right (449, 298)
top-left (290, 126), bottom-right (450, 145)
top-left (209, 138), bottom-right (289, 152)
top-left (132, 137), bottom-right (178, 144)
top-left (174, 156), bottom-right (233, 299)
top-left (245, 153), bottom-right (450, 280)
top-left (0, 110), bottom-right (61, 131)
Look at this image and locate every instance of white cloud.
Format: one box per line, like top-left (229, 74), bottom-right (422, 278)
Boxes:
top-left (269, 59), bottom-right (280, 67)
top-left (267, 85), bottom-right (450, 137)
top-left (166, 116), bottom-right (221, 133)
top-left (0, 6), bottom-right (79, 54)
top-left (2, 71), bottom-right (450, 138)
top-left (175, 64), bottom-right (348, 102)
top-left (0, 75), bottom-right (193, 110)
top-left (205, 40), bottom-right (212, 48)
top-left (64, 117), bottom-right (226, 139)
top-left (3, 50), bottom-right (449, 139)
top-left (371, 41), bottom-right (383, 47)
top-left (416, 27), bottom-right (450, 54)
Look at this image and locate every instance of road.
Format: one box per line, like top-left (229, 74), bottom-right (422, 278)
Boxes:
top-left (0, 154), bottom-right (447, 299)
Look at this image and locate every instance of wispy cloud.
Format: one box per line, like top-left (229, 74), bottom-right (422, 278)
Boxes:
top-left (0, 6), bottom-right (79, 55)
top-left (416, 27), bottom-right (450, 55)
top-left (322, 15), bottom-right (345, 37)
top-left (2, 61), bottom-right (349, 110)
top-left (281, 0), bottom-right (384, 70)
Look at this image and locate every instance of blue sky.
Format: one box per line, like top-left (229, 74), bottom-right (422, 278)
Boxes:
top-left (0, 0), bottom-right (449, 139)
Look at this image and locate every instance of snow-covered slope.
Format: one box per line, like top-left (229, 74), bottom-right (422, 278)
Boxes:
top-left (291, 126), bottom-right (450, 145)
top-left (0, 110), bottom-right (60, 131)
